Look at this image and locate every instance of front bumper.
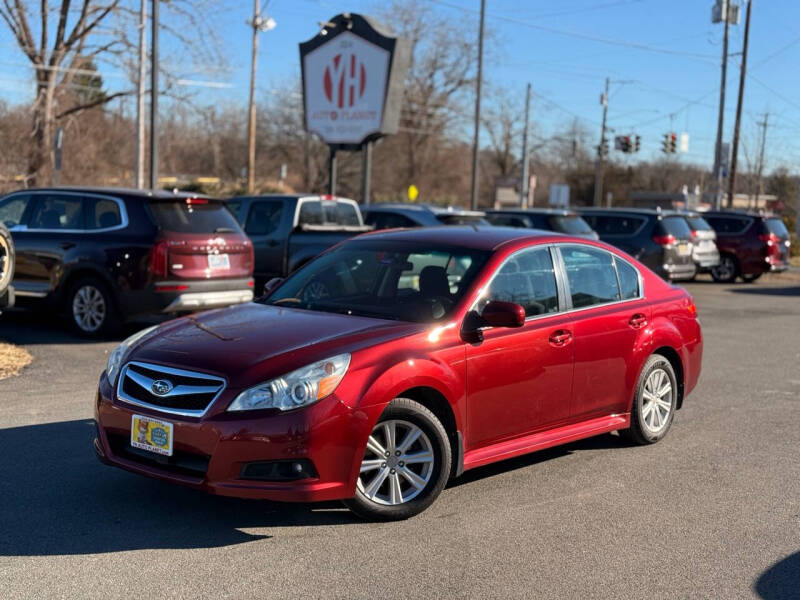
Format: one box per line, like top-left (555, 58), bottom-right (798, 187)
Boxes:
top-left (94, 374), bottom-right (383, 502)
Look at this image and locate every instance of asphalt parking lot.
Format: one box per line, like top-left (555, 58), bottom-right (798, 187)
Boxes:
top-left (1, 275), bottom-right (798, 599)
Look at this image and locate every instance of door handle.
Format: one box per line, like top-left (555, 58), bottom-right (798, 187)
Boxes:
top-left (60, 242), bottom-right (76, 250)
top-left (628, 313), bottom-right (647, 329)
top-left (548, 329), bottom-right (572, 347)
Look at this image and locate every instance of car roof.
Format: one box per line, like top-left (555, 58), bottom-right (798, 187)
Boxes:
top-left (363, 203), bottom-right (485, 217)
top-left (487, 208), bottom-right (577, 216)
top-left (354, 225), bottom-right (575, 251)
top-left (701, 210), bottom-right (772, 218)
top-left (578, 207), bottom-right (684, 217)
top-left (228, 194), bottom-right (357, 203)
top-left (17, 186), bottom-right (214, 200)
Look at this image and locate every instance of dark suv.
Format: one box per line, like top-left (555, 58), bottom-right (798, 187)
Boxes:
top-left (362, 204), bottom-right (487, 229)
top-left (0, 187), bottom-right (254, 335)
top-left (485, 208), bottom-right (598, 239)
top-left (578, 208), bottom-right (696, 281)
top-left (702, 211), bottom-right (791, 282)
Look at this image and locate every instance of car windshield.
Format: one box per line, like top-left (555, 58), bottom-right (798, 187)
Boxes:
top-left (264, 241), bottom-right (490, 323)
top-left (148, 198), bottom-right (242, 233)
top-left (764, 218), bottom-right (789, 238)
top-left (549, 215), bottom-right (593, 234)
top-left (686, 216), bottom-right (712, 231)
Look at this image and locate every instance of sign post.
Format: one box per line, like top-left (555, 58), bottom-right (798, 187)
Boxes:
top-left (300, 13), bottom-right (409, 200)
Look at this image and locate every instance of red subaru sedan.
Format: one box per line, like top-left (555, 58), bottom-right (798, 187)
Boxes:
top-left (94, 227), bottom-right (703, 520)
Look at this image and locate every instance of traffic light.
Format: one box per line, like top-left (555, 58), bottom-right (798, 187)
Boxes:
top-left (634, 135), bottom-right (641, 152)
top-left (669, 132), bottom-right (677, 153)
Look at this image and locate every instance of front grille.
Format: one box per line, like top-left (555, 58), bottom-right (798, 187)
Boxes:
top-left (117, 361), bottom-right (225, 416)
top-left (107, 432), bottom-right (209, 478)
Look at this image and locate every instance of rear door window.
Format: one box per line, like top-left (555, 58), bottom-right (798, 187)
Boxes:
top-left (548, 215), bottom-right (593, 234)
top-left (245, 200), bottom-right (283, 235)
top-left (659, 216), bottom-right (693, 240)
top-left (29, 194), bottom-right (84, 230)
top-left (148, 198), bottom-right (242, 233)
top-left (705, 216), bottom-right (752, 234)
top-left (484, 246), bottom-right (559, 316)
top-left (560, 245), bottom-right (621, 308)
top-left (763, 218), bottom-right (789, 238)
top-left (0, 194), bottom-right (32, 228)
top-left (85, 197), bottom-right (123, 230)
top-left (586, 215), bottom-right (645, 236)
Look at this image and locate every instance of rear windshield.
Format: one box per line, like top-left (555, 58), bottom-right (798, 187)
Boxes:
top-left (148, 198), bottom-right (242, 233)
top-left (686, 216), bottom-right (712, 231)
top-left (436, 214), bottom-right (488, 225)
top-left (549, 215), bottom-right (593, 234)
top-left (584, 215), bottom-right (645, 236)
top-left (298, 200), bottom-right (360, 226)
top-left (660, 216), bottom-right (693, 239)
top-left (764, 218), bottom-right (789, 238)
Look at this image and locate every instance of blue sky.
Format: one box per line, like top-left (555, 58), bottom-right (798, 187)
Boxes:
top-left (2, 0), bottom-right (799, 171)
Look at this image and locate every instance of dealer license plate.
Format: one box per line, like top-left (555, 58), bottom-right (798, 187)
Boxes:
top-left (677, 243), bottom-right (690, 256)
top-left (130, 414), bottom-right (174, 456)
top-left (208, 253), bottom-right (230, 269)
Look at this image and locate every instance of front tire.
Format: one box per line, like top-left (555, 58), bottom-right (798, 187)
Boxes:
top-left (621, 354), bottom-right (678, 445)
top-left (66, 277), bottom-right (119, 337)
top-left (741, 273), bottom-right (761, 283)
top-left (710, 254), bottom-right (738, 283)
top-left (344, 398), bottom-right (451, 521)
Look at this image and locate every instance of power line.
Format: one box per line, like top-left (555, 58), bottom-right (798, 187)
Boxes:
top-left (424, 0), bottom-right (718, 63)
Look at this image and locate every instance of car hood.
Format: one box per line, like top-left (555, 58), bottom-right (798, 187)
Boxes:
top-left (126, 303), bottom-right (422, 388)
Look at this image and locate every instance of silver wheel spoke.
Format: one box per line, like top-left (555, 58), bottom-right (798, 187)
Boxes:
top-left (383, 421), bottom-right (396, 452)
top-left (366, 435), bottom-right (386, 457)
top-left (389, 472), bottom-right (403, 504)
top-left (364, 468), bottom-right (389, 499)
top-left (403, 450), bottom-right (433, 465)
top-left (399, 466), bottom-right (426, 490)
top-left (397, 428), bottom-right (421, 454)
top-left (360, 459), bottom-right (383, 473)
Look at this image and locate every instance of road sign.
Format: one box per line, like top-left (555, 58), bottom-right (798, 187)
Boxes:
top-left (407, 184), bottom-right (418, 202)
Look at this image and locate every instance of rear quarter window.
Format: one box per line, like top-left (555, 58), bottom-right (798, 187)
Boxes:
top-left (148, 199), bottom-right (242, 233)
top-left (585, 215), bottom-right (646, 236)
top-left (763, 218), bottom-right (789, 238)
top-left (86, 197), bottom-right (123, 230)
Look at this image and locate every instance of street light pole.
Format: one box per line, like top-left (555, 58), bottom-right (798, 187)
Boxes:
top-left (728, 0), bottom-right (752, 208)
top-left (149, 0), bottom-right (159, 190)
top-left (593, 77), bottom-right (609, 207)
top-left (135, 0), bottom-right (146, 189)
top-left (713, 2), bottom-right (731, 210)
top-left (470, 0), bottom-right (486, 210)
top-left (519, 82), bottom-right (531, 208)
top-left (247, 0), bottom-right (260, 194)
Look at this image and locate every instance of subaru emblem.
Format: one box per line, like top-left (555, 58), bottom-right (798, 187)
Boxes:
top-left (151, 379), bottom-right (173, 396)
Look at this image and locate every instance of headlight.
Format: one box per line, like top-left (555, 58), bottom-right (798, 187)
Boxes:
top-left (106, 325), bottom-right (159, 385)
top-left (228, 353), bottom-right (351, 412)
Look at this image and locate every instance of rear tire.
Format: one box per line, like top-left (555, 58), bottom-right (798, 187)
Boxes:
top-left (66, 276), bottom-right (120, 338)
top-left (343, 398), bottom-right (451, 521)
top-left (621, 354), bottom-right (678, 446)
top-left (710, 254), bottom-right (738, 283)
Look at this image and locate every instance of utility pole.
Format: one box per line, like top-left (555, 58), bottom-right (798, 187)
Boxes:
top-left (149, 0), bottom-right (159, 189)
top-left (470, 0), bottom-right (486, 210)
top-left (593, 77), bottom-right (610, 207)
top-left (712, 1), bottom-right (732, 209)
top-left (247, 0), bottom-right (260, 194)
top-left (135, 0), bottom-right (147, 189)
top-left (754, 112), bottom-right (768, 208)
top-left (728, 0), bottom-right (752, 208)
top-left (519, 82), bottom-right (531, 208)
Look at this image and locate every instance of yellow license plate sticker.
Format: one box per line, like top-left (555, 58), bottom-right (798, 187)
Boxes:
top-left (678, 243), bottom-right (690, 256)
top-left (130, 414), bottom-right (174, 456)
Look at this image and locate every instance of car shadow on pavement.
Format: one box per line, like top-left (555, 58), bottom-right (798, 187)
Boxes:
top-left (0, 419), bottom-right (358, 556)
top-left (754, 551), bottom-right (800, 599)
top-left (449, 432), bottom-right (626, 489)
top-left (728, 286), bottom-right (800, 297)
top-left (0, 309), bottom-right (160, 345)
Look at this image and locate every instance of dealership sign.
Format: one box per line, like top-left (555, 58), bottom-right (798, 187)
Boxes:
top-left (300, 14), bottom-right (409, 147)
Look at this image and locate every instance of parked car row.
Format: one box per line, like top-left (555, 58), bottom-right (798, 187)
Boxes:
top-left (0, 185), bottom-right (792, 336)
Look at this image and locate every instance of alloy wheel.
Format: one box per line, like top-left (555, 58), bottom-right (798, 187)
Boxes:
top-left (0, 233), bottom-right (9, 289)
top-left (711, 256), bottom-right (735, 282)
top-left (641, 368), bottom-right (673, 434)
top-left (72, 284), bottom-right (107, 333)
top-left (357, 419), bottom-right (435, 506)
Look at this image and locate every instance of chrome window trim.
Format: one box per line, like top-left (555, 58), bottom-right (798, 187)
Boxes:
top-left (6, 190), bottom-right (129, 233)
top-left (116, 360), bottom-right (226, 418)
top-left (553, 243), bottom-right (645, 314)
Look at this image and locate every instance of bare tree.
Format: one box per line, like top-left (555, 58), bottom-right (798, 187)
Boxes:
top-left (482, 86), bottom-right (524, 177)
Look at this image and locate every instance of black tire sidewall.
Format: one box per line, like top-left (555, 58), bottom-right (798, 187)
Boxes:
top-left (66, 277), bottom-right (118, 338)
top-left (344, 398), bottom-right (452, 521)
top-left (711, 255), bottom-right (738, 283)
top-left (626, 355), bottom-right (678, 445)
top-left (0, 223), bottom-right (14, 296)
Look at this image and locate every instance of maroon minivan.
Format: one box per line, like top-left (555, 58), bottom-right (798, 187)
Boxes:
top-left (703, 211), bottom-right (792, 282)
top-left (1, 187), bottom-right (254, 335)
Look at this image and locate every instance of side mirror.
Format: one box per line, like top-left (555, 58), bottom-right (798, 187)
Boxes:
top-left (481, 300), bottom-right (525, 328)
top-left (262, 277), bottom-right (284, 297)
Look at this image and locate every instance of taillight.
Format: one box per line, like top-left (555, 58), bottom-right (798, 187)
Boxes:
top-left (690, 230), bottom-right (698, 241)
top-left (653, 234), bottom-right (676, 246)
top-left (759, 232), bottom-right (782, 261)
top-left (244, 239), bottom-right (254, 270)
top-left (149, 240), bottom-right (169, 278)
top-left (759, 232), bottom-right (779, 245)
top-left (686, 300), bottom-right (697, 316)
top-left (185, 197), bottom-right (208, 205)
